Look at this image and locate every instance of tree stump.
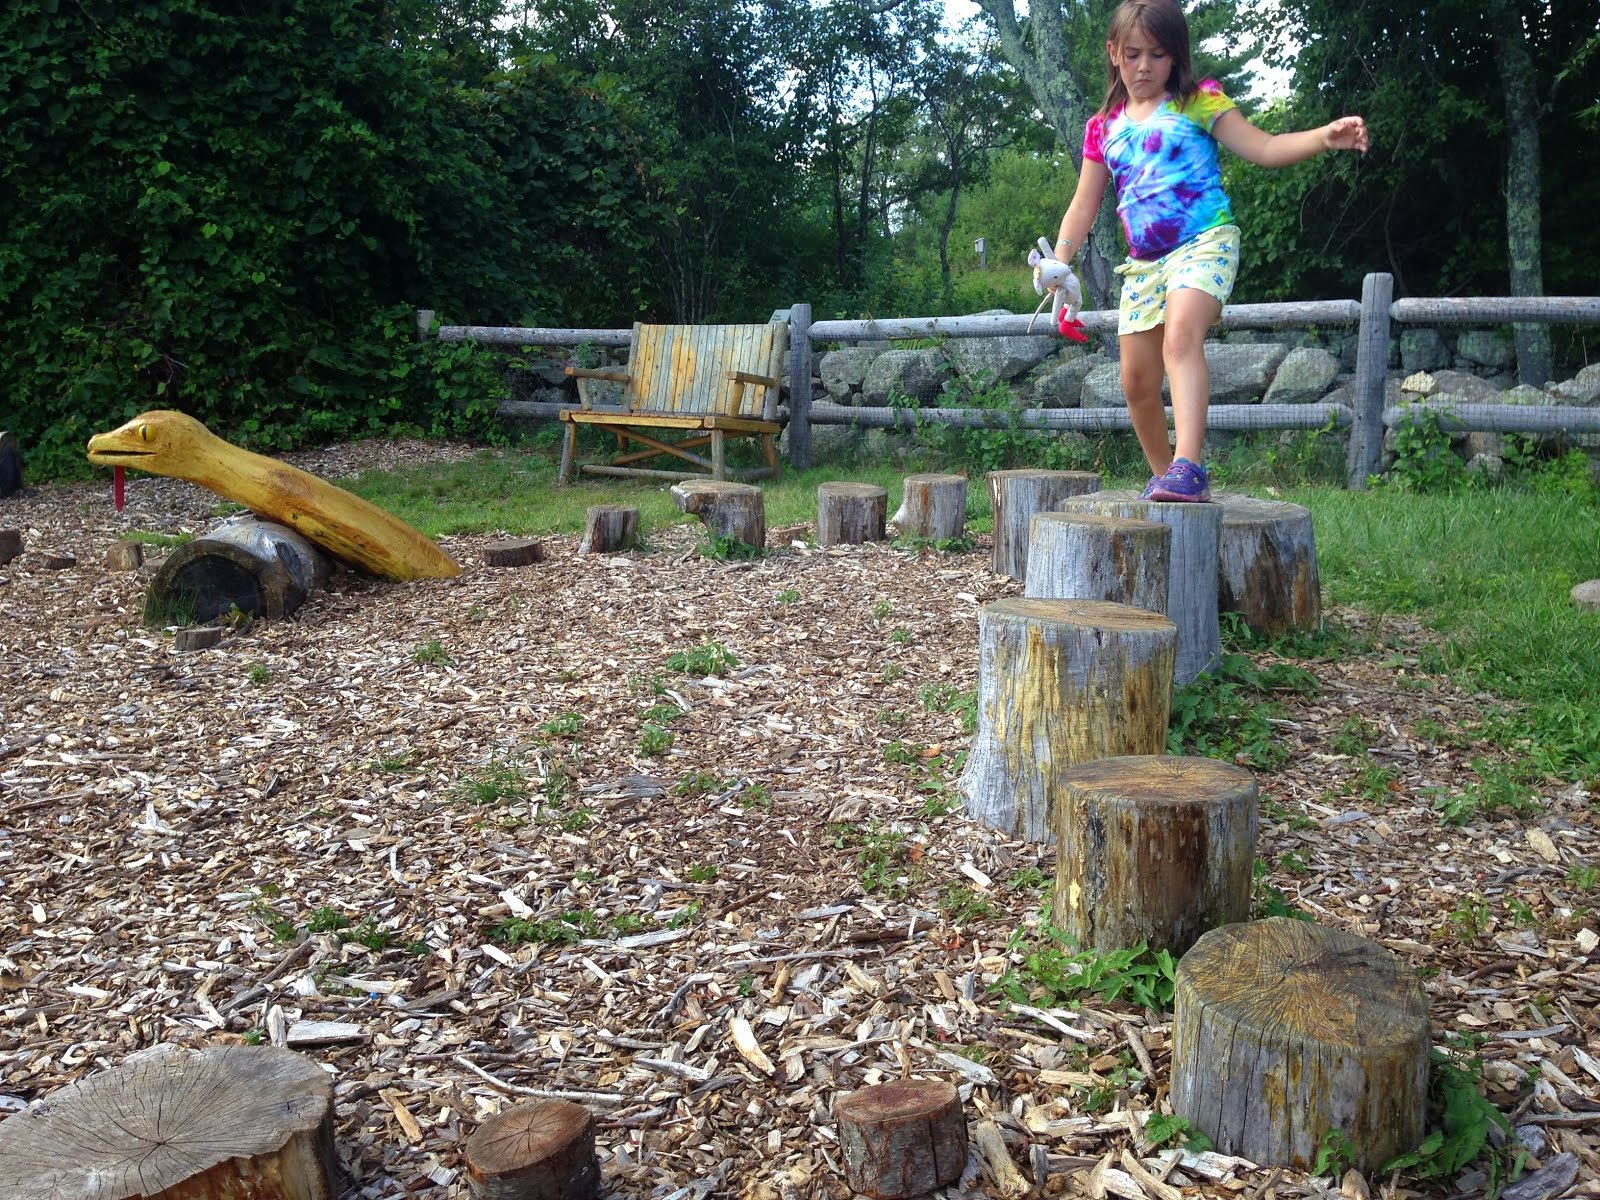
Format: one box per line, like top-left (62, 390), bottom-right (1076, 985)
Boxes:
top-left (0, 1043), bottom-right (337, 1200)
top-left (105, 541), bottom-right (145, 572)
top-left (1170, 917), bottom-right (1430, 1174)
top-left (146, 517), bottom-right (328, 624)
top-left (578, 505), bottom-right (639, 554)
top-left (1215, 493), bottom-right (1321, 638)
top-left (0, 430), bottom-right (21, 498)
top-left (671, 480), bottom-right (765, 549)
top-left (959, 599), bottom-right (1177, 844)
top-left (987, 468), bottom-right (1101, 580)
top-left (835, 1078), bottom-right (967, 1199)
top-left (889, 473), bottom-right (967, 541)
top-left (816, 481), bottom-right (888, 546)
top-left (1057, 491), bottom-right (1222, 685)
top-left (464, 1100), bottom-right (599, 1200)
top-left (483, 538), bottom-right (545, 568)
top-left (1053, 755), bottom-right (1257, 957)
top-left (1024, 512), bottom-right (1170, 612)
top-left (0, 528), bottom-right (20, 565)
top-left (1574, 580), bottom-right (1600, 612)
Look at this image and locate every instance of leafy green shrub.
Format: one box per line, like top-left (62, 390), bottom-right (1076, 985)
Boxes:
top-left (996, 924), bottom-right (1177, 1011)
top-left (665, 639), bottom-right (738, 676)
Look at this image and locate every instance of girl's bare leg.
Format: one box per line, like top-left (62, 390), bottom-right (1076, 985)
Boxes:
top-left (1119, 327), bottom-right (1171, 476)
top-left (1162, 287), bottom-right (1223, 464)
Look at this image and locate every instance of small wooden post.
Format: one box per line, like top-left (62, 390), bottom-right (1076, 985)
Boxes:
top-left (817, 482), bottom-right (888, 546)
top-left (0, 1044), bottom-right (337, 1200)
top-left (0, 430), bottom-right (21, 498)
top-left (1348, 272), bottom-right (1394, 489)
top-left (146, 517), bottom-right (328, 624)
top-left (987, 469), bottom-right (1100, 580)
top-left (835, 1079), bottom-right (967, 1199)
top-left (1024, 512), bottom-right (1169, 612)
top-left (1057, 492), bottom-right (1222, 685)
top-left (890, 473), bottom-right (967, 541)
top-left (788, 303), bottom-right (814, 470)
top-left (1053, 755), bottom-right (1257, 957)
top-left (464, 1101), bottom-right (599, 1200)
top-left (415, 308), bottom-right (436, 341)
top-left (1171, 918), bottom-right (1430, 1174)
top-left (578, 505), bottom-right (640, 553)
top-left (671, 480), bottom-right (765, 549)
top-left (959, 598), bottom-right (1177, 844)
top-left (1215, 494), bottom-right (1321, 638)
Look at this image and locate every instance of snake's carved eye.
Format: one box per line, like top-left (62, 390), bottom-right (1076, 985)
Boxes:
top-left (138, 424), bottom-right (151, 442)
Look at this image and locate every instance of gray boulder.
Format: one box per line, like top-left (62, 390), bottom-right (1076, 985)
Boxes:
top-left (1456, 330), bottom-right (1515, 369)
top-left (1465, 453), bottom-right (1505, 482)
top-left (860, 349), bottom-right (953, 407)
top-left (1081, 361), bottom-right (1128, 408)
top-left (1263, 347), bottom-right (1341, 404)
top-left (1549, 363), bottom-right (1600, 406)
top-left (1080, 341), bottom-right (1287, 408)
top-left (819, 347), bottom-right (887, 401)
top-left (1400, 329), bottom-right (1449, 372)
top-left (1428, 370), bottom-right (1504, 401)
top-left (1499, 384), bottom-right (1551, 406)
top-left (943, 312), bottom-right (1059, 385)
top-left (1027, 352), bottom-right (1108, 408)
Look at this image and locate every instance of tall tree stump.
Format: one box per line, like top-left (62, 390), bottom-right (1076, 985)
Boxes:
top-left (578, 504), bottom-right (639, 554)
top-left (959, 599), bottom-right (1176, 844)
top-left (987, 469), bottom-right (1101, 579)
top-left (1024, 512), bottom-right (1170, 612)
top-left (146, 517), bottom-right (328, 624)
top-left (1053, 755), bottom-right (1256, 957)
top-left (671, 480), bottom-right (765, 549)
top-left (835, 1079), bottom-right (967, 1199)
top-left (0, 1044), bottom-right (337, 1199)
top-left (1171, 917), bottom-right (1430, 1174)
top-left (1215, 494), bottom-right (1321, 638)
top-left (1057, 491), bottom-right (1222, 684)
top-left (817, 482), bottom-right (888, 546)
top-left (0, 430), bottom-right (21, 498)
top-left (889, 473), bottom-right (967, 541)
top-left (464, 1101), bottom-right (599, 1200)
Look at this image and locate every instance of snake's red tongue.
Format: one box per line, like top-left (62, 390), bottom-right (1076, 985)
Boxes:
top-left (114, 466), bottom-right (125, 512)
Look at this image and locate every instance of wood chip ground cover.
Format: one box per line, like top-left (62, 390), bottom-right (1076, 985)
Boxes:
top-left (1, 439), bottom-right (1596, 1200)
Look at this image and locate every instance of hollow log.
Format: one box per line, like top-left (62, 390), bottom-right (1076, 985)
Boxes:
top-left (835, 1078), bottom-right (967, 1199)
top-left (1053, 755), bottom-right (1257, 957)
top-left (959, 598), bottom-right (1176, 844)
top-left (465, 1101), bottom-right (599, 1200)
top-left (1215, 493), bottom-right (1321, 638)
top-left (146, 516), bottom-right (328, 624)
top-left (889, 473), bottom-right (967, 541)
top-left (1024, 512), bottom-right (1170, 612)
top-left (0, 430), bottom-right (21, 498)
top-left (670, 480), bottom-right (765, 549)
top-left (1056, 491), bottom-right (1222, 684)
top-left (0, 1043), bottom-right (337, 1200)
top-left (578, 505), bottom-right (639, 554)
top-left (816, 482), bottom-right (888, 546)
top-left (1170, 917), bottom-right (1430, 1174)
top-left (987, 468), bottom-right (1100, 580)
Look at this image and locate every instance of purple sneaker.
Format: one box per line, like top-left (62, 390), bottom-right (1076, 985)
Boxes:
top-left (1140, 475), bottom-right (1161, 499)
top-left (1149, 457), bottom-right (1211, 502)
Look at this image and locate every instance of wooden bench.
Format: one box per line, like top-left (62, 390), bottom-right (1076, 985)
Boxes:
top-left (557, 321), bottom-right (788, 483)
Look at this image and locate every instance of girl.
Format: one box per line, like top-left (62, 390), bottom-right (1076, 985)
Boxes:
top-left (1052, 0), bottom-right (1368, 501)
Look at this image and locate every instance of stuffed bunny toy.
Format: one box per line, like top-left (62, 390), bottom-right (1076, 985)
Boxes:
top-left (1027, 238), bottom-right (1089, 343)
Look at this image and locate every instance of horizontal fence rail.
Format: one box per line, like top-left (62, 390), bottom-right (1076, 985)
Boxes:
top-left (809, 401), bottom-right (1353, 432)
top-left (1389, 297), bottom-right (1600, 325)
top-left (1383, 401), bottom-right (1600, 434)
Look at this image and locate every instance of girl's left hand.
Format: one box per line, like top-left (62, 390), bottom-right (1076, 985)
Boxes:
top-left (1324, 116), bottom-right (1369, 153)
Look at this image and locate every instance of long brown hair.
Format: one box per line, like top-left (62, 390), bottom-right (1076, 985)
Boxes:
top-left (1099, 0), bottom-right (1199, 116)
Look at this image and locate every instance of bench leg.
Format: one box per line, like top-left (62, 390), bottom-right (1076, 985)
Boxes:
top-left (557, 421), bottom-right (577, 486)
top-left (711, 430), bottom-right (726, 480)
top-left (762, 433), bottom-right (780, 477)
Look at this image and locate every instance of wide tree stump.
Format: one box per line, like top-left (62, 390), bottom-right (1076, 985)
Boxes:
top-left (0, 430), bottom-right (21, 497)
top-left (1215, 493), bottom-right (1321, 638)
top-left (817, 481), bottom-right (888, 546)
top-left (578, 504), bottom-right (639, 554)
top-left (0, 528), bottom-right (23, 566)
top-left (146, 517), bottom-right (328, 624)
top-left (1053, 755), bottom-right (1257, 957)
top-left (1057, 491), bottom-right (1222, 685)
top-left (483, 538), bottom-right (545, 568)
top-left (959, 599), bottom-right (1176, 844)
top-left (1024, 512), bottom-right (1170, 612)
top-left (835, 1078), bottom-right (967, 1199)
top-left (889, 473), bottom-right (967, 541)
top-left (1171, 917), bottom-right (1430, 1174)
top-left (987, 468), bottom-right (1100, 580)
top-left (105, 541), bottom-right (145, 572)
top-left (0, 1043), bottom-right (337, 1200)
top-left (671, 480), bottom-right (765, 549)
top-left (464, 1100), bottom-right (599, 1200)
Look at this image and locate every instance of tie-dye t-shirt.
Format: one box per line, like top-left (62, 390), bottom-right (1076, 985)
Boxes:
top-left (1083, 81), bottom-right (1237, 260)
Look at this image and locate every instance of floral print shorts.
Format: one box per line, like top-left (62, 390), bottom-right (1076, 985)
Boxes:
top-left (1115, 224), bottom-right (1241, 336)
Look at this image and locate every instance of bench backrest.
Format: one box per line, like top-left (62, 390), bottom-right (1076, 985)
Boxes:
top-left (625, 322), bottom-right (789, 420)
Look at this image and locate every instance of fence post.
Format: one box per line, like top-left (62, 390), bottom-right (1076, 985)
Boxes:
top-left (415, 308), bottom-right (435, 342)
top-left (788, 302), bottom-right (814, 471)
top-left (1346, 273), bottom-right (1393, 489)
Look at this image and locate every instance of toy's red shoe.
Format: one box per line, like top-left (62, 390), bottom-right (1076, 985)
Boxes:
top-left (1058, 312), bottom-right (1089, 343)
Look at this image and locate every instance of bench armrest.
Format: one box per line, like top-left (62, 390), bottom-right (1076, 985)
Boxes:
top-left (566, 367), bottom-right (632, 383)
top-left (727, 370), bottom-right (780, 388)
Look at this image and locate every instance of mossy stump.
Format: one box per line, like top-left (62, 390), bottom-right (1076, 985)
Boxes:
top-left (958, 599), bottom-right (1176, 844)
top-left (817, 482), bottom-right (888, 546)
top-left (671, 480), bottom-right (765, 549)
top-left (987, 468), bottom-right (1100, 580)
top-left (1053, 756), bottom-right (1256, 957)
top-left (579, 505), bottom-right (640, 554)
top-left (890, 473), bottom-right (967, 542)
top-left (1215, 493), bottom-right (1321, 638)
top-left (464, 1101), bottom-right (599, 1200)
top-left (835, 1079), bottom-right (966, 1199)
top-left (1171, 917), bottom-right (1430, 1174)
top-left (1024, 512), bottom-right (1170, 611)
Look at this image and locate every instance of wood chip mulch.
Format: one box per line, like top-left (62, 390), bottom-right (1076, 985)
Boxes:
top-left (2, 439), bottom-right (1596, 1200)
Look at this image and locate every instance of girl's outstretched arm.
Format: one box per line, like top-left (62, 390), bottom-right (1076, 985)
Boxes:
top-left (1053, 158), bottom-right (1112, 261)
top-left (1213, 110), bottom-right (1368, 168)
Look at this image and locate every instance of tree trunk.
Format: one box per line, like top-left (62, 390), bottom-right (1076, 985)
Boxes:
top-left (890, 473), bottom-right (967, 541)
top-left (1215, 494), bottom-right (1321, 638)
top-left (987, 468), bottom-right (1101, 580)
top-left (670, 480), bottom-right (765, 550)
top-left (1024, 511), bottom-right (1168, 612)
top-left (1053, 755), bottom-right (1257, 957)
top-left (465, 1101), bottom-right (600, 1200)
top-left (146, 517), bottom-right (328, 625)
top-left (0, 1044), bottom-right (337, 1200)
top-left (578, 505), bottom-right (640, 554)
top-left (959, 598), bottom-right (1176, 844)
top-left (1494, 1), bottom-right (1552, 387)
top-left (1170, 918), bottom-right (1430, 1174)
top-left (817, 482), bottom-right (888, 546)
top-left (835, 1079), bottom-right (967, 1199)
